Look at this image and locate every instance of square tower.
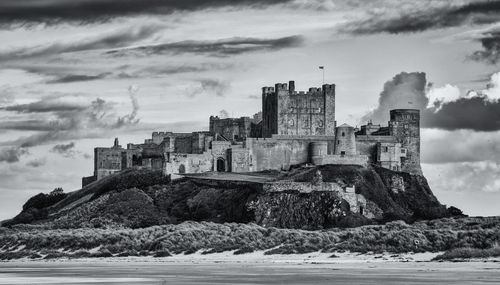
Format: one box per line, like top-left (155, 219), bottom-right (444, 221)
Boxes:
top-left (261, 80), bottom-right (336, 137)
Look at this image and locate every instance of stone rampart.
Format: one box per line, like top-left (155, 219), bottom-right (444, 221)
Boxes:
top-left (263, 181), bottom-right (344, 193)
top-left (314, 154), bottom-right (369, 166)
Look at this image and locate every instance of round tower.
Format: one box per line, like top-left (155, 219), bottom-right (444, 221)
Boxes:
top-left (311, 141), bottom-right (328, 165)
top-left (389, 109), bottom-right (421, 175)
top-left (334, 124), bottom-right (356, 155)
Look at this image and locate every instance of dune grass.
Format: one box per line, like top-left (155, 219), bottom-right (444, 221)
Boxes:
top-left (433, 246), bottom-right (500, 261)
top-left (1, 217), bottom-right (499, 260)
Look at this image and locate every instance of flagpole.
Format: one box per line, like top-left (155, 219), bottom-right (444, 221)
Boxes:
top-left (319, 66), bottom-right (325, 85)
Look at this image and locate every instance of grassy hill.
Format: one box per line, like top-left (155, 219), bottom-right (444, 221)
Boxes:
top-left (4, 165), bottom-right (462, 229)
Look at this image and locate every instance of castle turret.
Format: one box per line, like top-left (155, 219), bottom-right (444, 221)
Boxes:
top-left (311, 141), bottom-right (328, 165)
top-left (113, 138), bottom-right (121, 149)
top-left (289, 80), bottom-right (295, 93)
top-left (262, 86), bottom-right (277, 137)
top-left (322, 84), bottom-right (336, 136)
top-left (334, 124), bottom-right (356, 155)
top-left (389, 109), bottom-right (421, 175)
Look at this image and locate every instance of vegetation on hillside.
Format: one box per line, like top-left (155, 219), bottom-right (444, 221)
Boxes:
top-left (0, 217), bottom-right (498, 260)
top-left (4, 165), bottom-right (463, 230)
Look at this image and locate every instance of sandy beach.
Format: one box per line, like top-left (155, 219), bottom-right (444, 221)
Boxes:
top-left (1, 251), bottom-right (500, 284)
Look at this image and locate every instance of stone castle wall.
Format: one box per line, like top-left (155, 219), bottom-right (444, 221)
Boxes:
top-left (209, 116), bottom-right (253, 141)
top-left (263, 180), bottom-right (344, 193)
top-left (165, 152), bottom-right (214, 179)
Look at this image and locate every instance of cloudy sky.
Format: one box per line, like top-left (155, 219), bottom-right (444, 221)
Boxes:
top-left (1, 0), bottom-right (500, 220)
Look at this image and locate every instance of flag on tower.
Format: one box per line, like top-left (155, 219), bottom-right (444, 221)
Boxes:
top-left (319, 66), bottom-right (324, 69)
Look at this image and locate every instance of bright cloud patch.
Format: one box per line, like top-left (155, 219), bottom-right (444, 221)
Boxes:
top-left (426, 84), bottom-right (461, 110)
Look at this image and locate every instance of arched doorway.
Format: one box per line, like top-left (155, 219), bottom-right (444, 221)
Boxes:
top-left (178, 164), bottom-right (185, 174)
top-left (216, 158), bottom-right (225, 172)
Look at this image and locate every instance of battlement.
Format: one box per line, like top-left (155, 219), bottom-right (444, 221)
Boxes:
top-left (308, 87), bottom-right (322, 93)
top-left (263, 81), bottom-right (335, 96)
top-left (152, 131), bottom-right (174, 136)
top-left (275, 83), bottom-right (288, 91)
top-left (262, 86), bottom-right (275, 95)
top-left (390, 109), bottom-right (420, 121)
top-left (322, 84), bottom-right (335, 91)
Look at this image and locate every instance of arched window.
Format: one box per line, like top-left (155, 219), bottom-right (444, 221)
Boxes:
top-left (178, 164), bottom-right (186, 174)
top-left (342, 132), bottom-right (345, 137)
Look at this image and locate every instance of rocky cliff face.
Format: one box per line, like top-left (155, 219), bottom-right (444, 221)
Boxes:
top-left (4, 165), bottom-right (459, 229)
top-left (245, 165), bottom-right (450, 229)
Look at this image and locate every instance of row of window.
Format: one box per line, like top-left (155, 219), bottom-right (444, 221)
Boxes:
top-left (382, 146), bottom-right (407, 153)
top-left (288, 119), bottom-right (324, 128)
top-left (288, 107), bottom-right (323, 113)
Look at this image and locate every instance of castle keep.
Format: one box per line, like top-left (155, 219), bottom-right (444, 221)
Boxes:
top-left (82, 80), bottom-right (422, 186)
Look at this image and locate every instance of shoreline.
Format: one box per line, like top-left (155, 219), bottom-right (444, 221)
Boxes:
top-left (2, 251), bottom-right (500, 285)
top-left (3, 249), bottom-right (498, 264)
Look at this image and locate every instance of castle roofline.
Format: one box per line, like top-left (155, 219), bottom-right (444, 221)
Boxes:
top-left (338, 123), bottom-right (353, 128)
top-left (390, 109), bottom-right (419, 113)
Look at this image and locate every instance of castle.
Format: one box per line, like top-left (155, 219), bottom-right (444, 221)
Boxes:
top-left (82, 80), bottom-right (421, 187)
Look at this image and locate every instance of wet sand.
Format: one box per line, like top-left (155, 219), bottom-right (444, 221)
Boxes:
top-left (1, 258), bottom-right (500, 285)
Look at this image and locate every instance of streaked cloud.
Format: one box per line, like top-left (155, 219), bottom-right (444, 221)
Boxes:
top-left (106, 35), bottom-right (305, 58)
top-left (0, 23), bottom-right (164, 61)
top-left (342, 0), bottom-right (500, 35)
top-left (0, 92), bottom-right (140, 149)
top-left (0, 0), bottom-right (292, 25)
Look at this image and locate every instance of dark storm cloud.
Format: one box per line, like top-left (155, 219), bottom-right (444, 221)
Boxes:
top-left (46, 73), bottom-right (110, 84)
top-left (106, 35), bottom-right (304, 57)
top-left (0, 120), bottom-right (59, 132)
top-left (2, 100), bottom-right (87, 113)
top-left (0, 147), bottom-right (28, 163)
top-left (0, 0), bottom-right (291, 24)
top-left (0, 24), bottom-right (162, 61)
top-left (51, 142), bottom-right (75, 154)
top-left (51, 142), bottom-right (76, 157)
top-left (141, 63), bottom-right (234, 75)
top-left (187, 79), bottom-right (230, 97)
top-left (363, 71), bottom-right (500, 131)
top-left (469, 30), bottom-right (500, 64)
top-left (422, 96), bottom-right (500, 131)
top-left (343, 0), bottom-right (500, 35)
top-left (116, 63), bottom-right (234, 79)
top-left (361, 72), bottom-right (428, 124)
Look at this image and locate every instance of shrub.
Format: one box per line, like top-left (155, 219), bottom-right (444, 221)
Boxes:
top-left (433, 247), bottom-right (500, 260)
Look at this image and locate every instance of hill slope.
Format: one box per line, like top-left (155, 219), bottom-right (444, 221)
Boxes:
top-left (4, 165), bottom-right (462, 229)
